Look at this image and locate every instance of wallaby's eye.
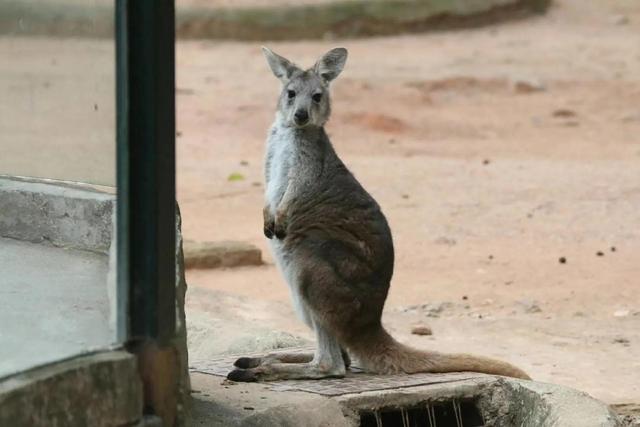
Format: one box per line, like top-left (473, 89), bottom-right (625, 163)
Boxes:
top-left (287, 90), bottom-right (296, 99)
top-left (312, 93), bottom-right (322, 103)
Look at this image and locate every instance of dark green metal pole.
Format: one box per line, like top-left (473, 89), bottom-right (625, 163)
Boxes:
top-left (116, 0), bottom-right (176, 346)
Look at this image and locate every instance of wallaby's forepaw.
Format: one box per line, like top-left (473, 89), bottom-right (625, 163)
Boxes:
top-left (263, 220), bottom-right (275, 239)
top-left (263, 206), bottom-right (275, 239)
top-left (273, 222), bottom-right (287, 240)
top-left (273, 210), bottom-right (288, 239)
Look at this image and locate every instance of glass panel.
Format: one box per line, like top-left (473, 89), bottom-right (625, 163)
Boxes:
top-left (0, 0), bottom-right (118, 379)
top-left (0, 0), bottom-right (115, 186)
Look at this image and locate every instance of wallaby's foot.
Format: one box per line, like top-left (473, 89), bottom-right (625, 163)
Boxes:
top-left (263, 206), bottom-right (275, 239)
top-left (227, 362), bottom-right (346, 382)
top-left (229, 325), bottom-right (349, 382)
top-left (233, 352), bottom-right (314, 369)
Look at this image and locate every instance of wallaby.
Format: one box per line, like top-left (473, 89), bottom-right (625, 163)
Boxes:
top-left (227, 47), bottom-right (530, 382)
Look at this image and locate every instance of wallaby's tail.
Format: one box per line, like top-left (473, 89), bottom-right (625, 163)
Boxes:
top-left (347, 326), bottom-right (530, 380)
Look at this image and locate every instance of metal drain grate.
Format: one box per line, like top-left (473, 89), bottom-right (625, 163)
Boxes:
top-left (360, 401), bottom-right (484, 427)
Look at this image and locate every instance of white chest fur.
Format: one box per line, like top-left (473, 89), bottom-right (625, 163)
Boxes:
top-left (264, 122), bottom-right (295, 211)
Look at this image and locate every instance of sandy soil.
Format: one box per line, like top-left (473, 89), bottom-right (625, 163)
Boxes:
top-left (178, 0), bottom-right (640, 406)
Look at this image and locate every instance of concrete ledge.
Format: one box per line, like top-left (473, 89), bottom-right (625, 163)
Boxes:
top-left (0, 351), bottom-right (142, 427)
top-left (0, 176), bottom-right (114, 253)
top-left (190, 370), bottom-right (622, 426)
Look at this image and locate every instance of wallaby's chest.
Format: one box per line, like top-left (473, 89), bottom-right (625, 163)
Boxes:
top-left (265, 132), bottom-right (293, 207)
top-left (264, 126), bottom-right (320, 208)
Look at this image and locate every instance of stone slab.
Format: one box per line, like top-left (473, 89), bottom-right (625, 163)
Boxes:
top-left (183, 240), bottom-right (262, 269)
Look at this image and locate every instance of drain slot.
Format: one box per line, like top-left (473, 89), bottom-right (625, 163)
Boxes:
top-left (360, 400), bottom-right (484, 427)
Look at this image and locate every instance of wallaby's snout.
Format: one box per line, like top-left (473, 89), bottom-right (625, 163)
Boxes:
top-left (262, 46), bottom-right (348, 129)
top-left (294, 109), bottom-right (309, 126)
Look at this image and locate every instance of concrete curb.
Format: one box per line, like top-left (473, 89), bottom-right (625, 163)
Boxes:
top-left (0, 351), bottom-right (142, 427)
top-left (190, 371), bottom-right (622, 426)
top-left (0, 176), bottom-right (113, 253)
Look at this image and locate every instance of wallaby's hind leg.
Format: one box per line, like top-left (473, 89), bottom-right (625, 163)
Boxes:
top-left (228, 323), bottom-right (346, 382)
top-left (233, 352), bottom-right (314, 369)
top-left (234, 347), bottom-right (351, 369)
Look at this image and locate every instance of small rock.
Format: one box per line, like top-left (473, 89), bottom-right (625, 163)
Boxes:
top-left (411, 325), bottom-right (433, 336)
top-left (488, 254), bottom-right (494, 260)
top-left (552, 109), bottom-right (577, 118)
top-left (240, 160), bottom-right (249, 166)
top-left (596, 251), bottom-right (604, 257)
top-left (434, 236), bottom-right (457, 246)
top-left (183, 240), bottom-right (262, 269)
top-left (512, 77), bottom-right (546, 94)
top-left (421, 301), bottom-right (453, 317)
top-left (401, 194), bottom-right (410, 199)
top-left (611, 14), bottom-right (629, 26)
top-left (559, 257), bottom-right (567, 264)
top-left (621, 113), bottom-right (640, 123)
top-left (612, 337), bottom-right (630, 346)
top-left (610, 246), bottom-right (617, 252)
top-left (482, 159), bottom-right (491, 165)
top-left (517, 299), bottom-right (542, 313)
top-left (243, 406), bottom-right (255, 411)
top-left (614, 309), bottom-right (630, 318)
top-left (462, 295), bottom-right (468, 300)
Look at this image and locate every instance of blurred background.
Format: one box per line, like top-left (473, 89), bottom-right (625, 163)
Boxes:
top-left (1, 0), bottom-right (638, 421)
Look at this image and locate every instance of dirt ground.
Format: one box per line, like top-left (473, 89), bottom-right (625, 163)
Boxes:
top-left (178, 0), bottom-right (640, 408)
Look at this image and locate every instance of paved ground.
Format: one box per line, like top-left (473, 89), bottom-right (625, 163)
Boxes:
top-left (179, 0), bottom-right (640, 407)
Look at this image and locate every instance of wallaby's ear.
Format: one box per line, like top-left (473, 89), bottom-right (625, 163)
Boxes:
top-left (314, 47), bottom-right (348, 83)
top-left (262, 47), bottom-right (298, 82)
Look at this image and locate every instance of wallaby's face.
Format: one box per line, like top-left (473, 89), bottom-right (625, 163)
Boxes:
top-left (262, 47), bottom-right (348, 129)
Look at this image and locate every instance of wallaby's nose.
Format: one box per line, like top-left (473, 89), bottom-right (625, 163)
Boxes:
top-left (294, 109), bottom-right (309, 125)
